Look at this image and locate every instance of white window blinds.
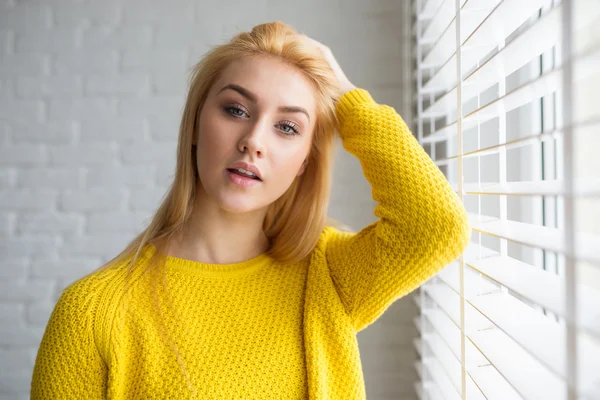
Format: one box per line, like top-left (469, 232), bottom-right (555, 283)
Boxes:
top-left (412, 0), bottom-right (600, 399)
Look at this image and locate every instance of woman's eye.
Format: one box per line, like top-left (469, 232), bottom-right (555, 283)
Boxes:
top-left (224, 106), bottom-right (298, 135)
top-left (225, 106), bottom-right (247, 117)
top-left (278, 122), bottom-right (299, 136)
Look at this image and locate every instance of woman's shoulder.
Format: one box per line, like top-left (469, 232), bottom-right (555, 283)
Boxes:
top-left (39, 248), bottom-right (151, 369)
top-left (58, 245), bottom-right (152, 312)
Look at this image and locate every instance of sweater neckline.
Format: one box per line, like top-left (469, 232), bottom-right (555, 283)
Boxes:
top-left (143, 243), bottom-right (273, 278)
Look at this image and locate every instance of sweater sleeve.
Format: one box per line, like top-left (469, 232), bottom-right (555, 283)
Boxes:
top-left (326, 88), bottom-right (471, 332)
top-left (31, 276), bottom-right (108, 398)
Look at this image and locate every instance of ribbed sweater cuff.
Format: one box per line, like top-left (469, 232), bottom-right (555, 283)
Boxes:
top-left (335, 88), bottom-right (376, 127)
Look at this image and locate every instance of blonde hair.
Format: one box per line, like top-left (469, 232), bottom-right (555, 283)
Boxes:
top-left (95, 21), bottom-right (351, 275)
top-left (82, 21), bottom-right (352, 395)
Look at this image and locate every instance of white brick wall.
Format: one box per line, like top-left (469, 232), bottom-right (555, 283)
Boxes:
top-left (0, 1), bottom-right (417, 399)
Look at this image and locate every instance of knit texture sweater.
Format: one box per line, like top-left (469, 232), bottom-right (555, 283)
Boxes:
top-left (30, 88), bottom-right (471, 399)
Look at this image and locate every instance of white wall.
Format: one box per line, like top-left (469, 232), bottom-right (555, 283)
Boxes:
top-left (0, 0), bottom-right (417, 399)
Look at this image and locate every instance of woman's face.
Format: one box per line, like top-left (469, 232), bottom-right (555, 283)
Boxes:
top-left (194, 55), bottom-right (318, 214)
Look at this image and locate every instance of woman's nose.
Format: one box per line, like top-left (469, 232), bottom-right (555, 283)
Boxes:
top-left (238, 120), bottom-right (267, 157)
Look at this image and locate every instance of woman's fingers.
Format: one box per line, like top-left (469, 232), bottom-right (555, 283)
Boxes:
top-left (299, 34), bottom-right (356, 95)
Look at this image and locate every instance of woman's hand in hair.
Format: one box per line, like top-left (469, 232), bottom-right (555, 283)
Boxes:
top-left (300, 35), bottom-right (357, 96)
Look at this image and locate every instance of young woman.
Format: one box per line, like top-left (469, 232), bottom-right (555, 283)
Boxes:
top-left (31, 21), bottom-right (470, 399)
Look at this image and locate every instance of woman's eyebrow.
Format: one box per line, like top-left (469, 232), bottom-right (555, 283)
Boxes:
top-left (217, 83), bottom-right (311, 122)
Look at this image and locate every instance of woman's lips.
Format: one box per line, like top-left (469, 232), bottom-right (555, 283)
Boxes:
top-left (226, 169), bottom-right (262, 187)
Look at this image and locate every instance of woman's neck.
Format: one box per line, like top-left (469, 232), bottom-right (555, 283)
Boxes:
top-left (165, 191), bottom-right (270, 265)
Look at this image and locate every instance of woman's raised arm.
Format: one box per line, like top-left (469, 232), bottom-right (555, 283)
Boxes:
top-left (326, 88), bottom-right (471, 332)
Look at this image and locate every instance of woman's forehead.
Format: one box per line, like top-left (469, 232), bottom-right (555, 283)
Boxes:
top-left (213, 56), bottom-right (317, 115)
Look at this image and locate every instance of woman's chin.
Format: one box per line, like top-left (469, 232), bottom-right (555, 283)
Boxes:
top-left (217, 195), bottom-right (264, 214)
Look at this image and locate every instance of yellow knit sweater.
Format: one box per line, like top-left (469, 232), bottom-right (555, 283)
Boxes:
top-left (30, 88), bottom-right (471, 399)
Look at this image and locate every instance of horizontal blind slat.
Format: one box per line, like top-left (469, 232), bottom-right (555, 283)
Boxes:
top-left (467, 255), bottom-right (600, 335)
top-left (422, 358), bottom-right (463, 400)
top-left (420, 0), bottom-right (445, 20)
top-left (423, 4), bottom-right (562, 119)
top-left (435, 128), bottom-right (562, 165)
top-left (469, 328), bottom-right (565, 400)
top-left (423, 1), bottom-right (600, 116)
top-left (415, 0), bottom-right (600, 398)
top-left (424, 266), bottom-right (600, 389)
top-left (423, 308), bottom-right (488, 368)
top-left (423, 331), bottom-right (487, 399)
top-left (421, 0), bottom-right (549, 94)
top-left (453, 178), bottom-right (600, 197)
top-left (437, 261), bottom-right (498, 296)
top-left (421, 0), bottom-right (458, 42)
top-left (423, 4), bottom-right (495, 69)
top-left (422, 63), bottom-right (567, 143)
top-left (468, 213), bottom-right (600, 263)
top-left (422, 332), bottom-right (463, 393)
top-left (469, 365), bottom-right (524, 400)
top-left (423, 282), bottom-right (493, 330)
top-left (435, 118), bottom-right (600, 168)
top-left (468, 291), bottom-right (600, 394)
